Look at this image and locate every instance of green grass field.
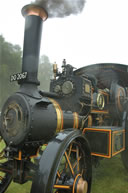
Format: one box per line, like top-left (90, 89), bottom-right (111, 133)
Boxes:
top-left (4, 154), bottom-right (128, 193)
top-left (91, 155), bottom-right (128, 193)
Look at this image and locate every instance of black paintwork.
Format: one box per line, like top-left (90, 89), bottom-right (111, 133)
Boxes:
top-left (1, 3), bottom-right (128, 193)
top-left (50, 64), bottom-right (91, 115)
top-left (74, 63), bottom-right (128, 88)
top-left (20, 15), bottom-right (43, 85)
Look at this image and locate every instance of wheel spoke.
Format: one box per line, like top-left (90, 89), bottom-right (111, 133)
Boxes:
top-left (65, 143), bottom-right (73, 169)
top-left (54, 185), bottom-right (71, 190)
top-left (64, 151), bottom-right (75, 177)
top-left (73, 156), bottom-right (81, 170)
top-left (76, 146), bottom-right (79, 172)
top-left (57, 171), bottom-right (61, 178)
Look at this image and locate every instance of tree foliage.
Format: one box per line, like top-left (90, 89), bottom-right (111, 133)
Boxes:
top-left (0, 35), bottom-right (22, 108)
top-left (38, 55), bottom-right (53, 91)
top-left (0, 35), bottom-right (53, 109)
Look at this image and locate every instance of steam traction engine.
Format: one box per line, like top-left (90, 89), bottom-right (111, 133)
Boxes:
top-left (0, 3), bottom-right (128, 193)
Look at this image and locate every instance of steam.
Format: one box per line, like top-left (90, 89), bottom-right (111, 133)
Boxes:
top-left (32, 0), bottom-right (86, 18)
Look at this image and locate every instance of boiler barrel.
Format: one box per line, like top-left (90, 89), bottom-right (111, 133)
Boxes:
top-left (0, 93), bottom-right (82, 146)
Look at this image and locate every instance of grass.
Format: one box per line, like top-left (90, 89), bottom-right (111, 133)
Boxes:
top-left (92, 155), bottom-right (128, 193)
top-left (6, 182), bottom-right (32, 193)
top-left (2, 153), bottom-right (128, 193)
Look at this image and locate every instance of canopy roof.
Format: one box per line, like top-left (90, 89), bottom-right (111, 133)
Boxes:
top-left (74, 63), bottom-right (128, 89)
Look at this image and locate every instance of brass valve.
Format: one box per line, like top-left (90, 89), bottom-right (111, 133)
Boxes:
top-left (53, 62), bottom-right (58, 79)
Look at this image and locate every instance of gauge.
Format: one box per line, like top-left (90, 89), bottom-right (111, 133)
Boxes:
top-left (54, 85), bottom-right (61, 93)
top-left (62, 81), bottom-right (73, 95)
top-left (97, 93), bottom-right (105, 110)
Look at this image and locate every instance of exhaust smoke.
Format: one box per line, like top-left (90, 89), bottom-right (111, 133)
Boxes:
top-left (32, 0), bottom-right (86, 18)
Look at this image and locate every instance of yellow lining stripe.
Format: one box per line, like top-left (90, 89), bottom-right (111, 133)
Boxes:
top-left (48, 98), bottom-right (63, 132)
top-left (91, 110), bottom-right (109, 114)
top-left (73, 112), bottom-right (79, 129)
top-left (112, 130), bottom-right (125, 156)
top-left (73, 174), bottom-right (81, 193)
top-left (83, 128), bottom-right (111, 158)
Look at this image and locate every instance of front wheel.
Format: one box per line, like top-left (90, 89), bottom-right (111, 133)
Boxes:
top-left (31, 129), bottom-right (92, 193)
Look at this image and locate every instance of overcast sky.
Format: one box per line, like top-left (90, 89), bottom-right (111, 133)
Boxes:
top-left (0, 0), bottom-right (128, 69)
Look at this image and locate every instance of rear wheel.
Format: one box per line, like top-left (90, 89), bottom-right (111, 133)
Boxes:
top-left (31, 129), bottom-right (92, 193)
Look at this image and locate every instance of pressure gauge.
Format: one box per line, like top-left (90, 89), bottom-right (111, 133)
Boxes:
top-left (62, 81), bottom-right (73, 95)
top-left (54, 85), bottom-right (61, 93)
top-left (97, 93), bottom-right (105, 110)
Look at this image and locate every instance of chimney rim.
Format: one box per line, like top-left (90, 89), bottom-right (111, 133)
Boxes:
top-left (22, 4), bottom-right (48, 21)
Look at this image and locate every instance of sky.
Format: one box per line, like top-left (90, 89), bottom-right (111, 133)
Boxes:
top-left (0, 0), bottom-right (128, 70)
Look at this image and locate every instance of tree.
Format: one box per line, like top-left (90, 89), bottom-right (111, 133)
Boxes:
top-left (38, 55), bottom-right (53, 91)
top-left (0, 35), bottom-right (22, 109)
top-left (0, 35), bottom-right (53, 110)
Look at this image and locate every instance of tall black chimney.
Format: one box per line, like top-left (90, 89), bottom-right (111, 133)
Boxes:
top-left (20, 4), bottom-right (47, 88)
